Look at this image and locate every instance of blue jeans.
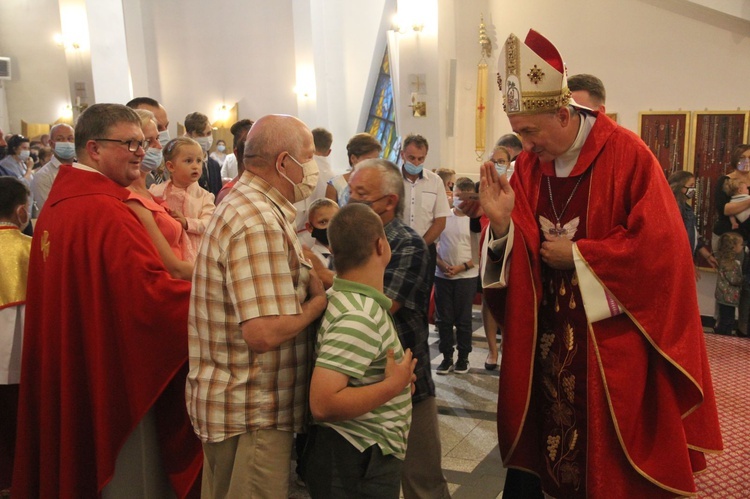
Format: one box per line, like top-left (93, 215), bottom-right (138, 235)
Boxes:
top-left (434, 276), bottom-right (476, 358)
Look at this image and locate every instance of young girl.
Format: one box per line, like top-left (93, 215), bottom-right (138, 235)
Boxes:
top-left (714, 231), bottom-right (744, 335)
top-left (149, 137), bottom-right (216, 252)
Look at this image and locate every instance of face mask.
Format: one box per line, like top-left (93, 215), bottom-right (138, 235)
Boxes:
top-left (158, 130), bottom-right (170, 148)
top-left (16, 205), bottom-right (30, 231)
top-left (685, 187), bottom-right (696, 199)
top-left (282, 154), bottom-right (319, 203)
top-left (311, 227), bottom-right (329, 247)
top-left (141, 148), bottom-right (163, 172)
top-left (54, 142), bottom-right (76, 160)
top-left (453, 197), bottom-right (463, 210)
top-left (195, 135), bottom-right (213, 153)
top-left (18, 150), bottom-right (30, 162)
top-left (738, 159), bottom-right (750, 172)
top-left (494, 161), bottom-right (508, 176)
top-left (217, 145), bottom-right (226, 153)
top-left (403, 161), bottom-right (423, 176)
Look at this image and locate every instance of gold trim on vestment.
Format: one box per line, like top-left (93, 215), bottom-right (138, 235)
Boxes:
top-left (588, 321), bottom-right (697, 497)
top-left (504, 230), bottom-right (539, 465)
top-left (573, 245), bottom-right (705, 418)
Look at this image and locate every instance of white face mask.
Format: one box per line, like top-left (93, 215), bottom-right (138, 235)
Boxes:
top-left (18, 150), bottom-right (30, 162)
top-left (281, 154), bottom-right (319, 203)
top-left (195, 135), bottom-right (213, 153)
top-left (158, 130), bottom-right (170, 148)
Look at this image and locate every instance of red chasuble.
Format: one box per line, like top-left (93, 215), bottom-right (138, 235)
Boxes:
top-left (13, 166), bottom-right (202, 498)
top-left (486, 113), bottom-right (722, 497)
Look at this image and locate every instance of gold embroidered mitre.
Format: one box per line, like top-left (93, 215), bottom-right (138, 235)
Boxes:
top-left (497, 29), bottom-right (573, 115)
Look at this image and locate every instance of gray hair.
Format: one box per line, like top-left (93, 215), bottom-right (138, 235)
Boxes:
top-left (355, 158), bottom-right (405, 217)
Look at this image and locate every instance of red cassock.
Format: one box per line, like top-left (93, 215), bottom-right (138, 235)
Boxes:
top-left (13, 165), bottom-right (202, 498)
top-left (485, 113), bottom-right (723, 497)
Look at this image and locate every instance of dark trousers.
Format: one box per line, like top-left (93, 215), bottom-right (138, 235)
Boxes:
top-left (434, 276), bottom-right (476, 358)
top-left (502, 468), bottom-right (544, 498)
top-left (0, 384), bottom-right (19, 489)
top-left (303, 425), bottom-right (403, 499)
top-left (716, 303), bottom-right (737, 335)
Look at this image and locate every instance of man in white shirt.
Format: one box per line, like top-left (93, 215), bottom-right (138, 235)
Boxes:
top-left (399, 134), bottom-right (450, 286)
top-left (30, 123), bottom-right (75, 215)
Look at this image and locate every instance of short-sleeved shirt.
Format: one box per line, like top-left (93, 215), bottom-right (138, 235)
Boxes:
top-left (383, 217), bottom-right (435, 402)
top-left (31, 156), bottom-right (62, 214)
top-left (186, 171), bottom-right (314, 443)
top-left (400, 167), bottom-right (451, 238)
top-left (315, 278), bottom-right (412, 460)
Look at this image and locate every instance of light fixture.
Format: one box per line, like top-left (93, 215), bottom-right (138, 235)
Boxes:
top-left (392, 1), bottom-right (426, 34)
top-left (54, 33), bottom-right (80, 50)
top-left (60, 104), bottom-right (74, 120)
top-left (216, 105), bottom-right (230, 123)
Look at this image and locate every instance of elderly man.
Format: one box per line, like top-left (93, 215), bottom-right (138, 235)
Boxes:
top-left (30, 123), bottom-right (75, 214)
top-left (349, 159), bottom-right (450, 499)
top-left (568, 73), bottom-right (607, 113)
top-left (186, 114), bottom-right (326, 498)
top-left (13, 103), bottom-right (202, 498)
top-left (480, 29), bottom-right (722, 497)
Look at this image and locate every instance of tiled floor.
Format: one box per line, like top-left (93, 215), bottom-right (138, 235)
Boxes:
top-left (290, 307), bottom-right (506, 498)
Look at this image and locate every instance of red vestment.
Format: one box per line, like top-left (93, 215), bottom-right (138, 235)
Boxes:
top-left (486, 113), bottom-right (722, 496)
top-left (13, 165), bottom-right (202, 498)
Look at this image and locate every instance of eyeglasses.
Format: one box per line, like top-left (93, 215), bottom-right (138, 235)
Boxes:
top-left (349, 194), bottom-right (389, 207)
top-left (93, 138), bottom-right (150, 152)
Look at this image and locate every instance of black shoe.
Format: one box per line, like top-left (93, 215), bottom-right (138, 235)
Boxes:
top-left (454, 358), bottom-right (470, 374)
top-left (436, 357), bottom-right (454, 374)
top-left (484, 354), bottom-right (498, 371)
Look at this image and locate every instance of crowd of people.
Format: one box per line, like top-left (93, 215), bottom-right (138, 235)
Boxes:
top-left (0, 28), bottom-right (726, 499)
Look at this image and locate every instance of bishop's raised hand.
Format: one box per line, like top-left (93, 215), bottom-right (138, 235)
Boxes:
top-left (479, 161), bottom-right (515, 237)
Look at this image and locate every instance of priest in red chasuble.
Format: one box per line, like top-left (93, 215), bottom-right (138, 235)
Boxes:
top-left (13, 104), bottom-right (202, 498)
top-left (478, 30), bottom-right (722, 498)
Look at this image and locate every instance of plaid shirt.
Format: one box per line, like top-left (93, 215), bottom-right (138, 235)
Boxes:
top-left (186, 172), bottom-right (314, 443)
top-left (383, 217), bottom-right (435, 403)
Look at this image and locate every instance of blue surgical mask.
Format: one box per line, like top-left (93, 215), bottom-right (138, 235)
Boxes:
top-left (54, 142), bottom-right (76, 160)
top-left (494, 161), bottom-right (508, 177)
top-left (158, 130), bottom-right (170, 148)
top-left (141, 148), bottom-right (163, 172)
top-left (403, 161), bottom-right (423, 176)
top-left (453, 197), bottom-right (463, 210)
top-left (217, 144), bottom-right (226, 152)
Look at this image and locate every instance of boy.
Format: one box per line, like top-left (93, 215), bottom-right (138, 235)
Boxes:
top-left (435, 177), bottom-right (481, 374)
top-left (305, 198), bottom-right (339, 269)
top-left (304, 203), bottom-right (417, 498)
top-left (0, 177), bottom-right (32, 494)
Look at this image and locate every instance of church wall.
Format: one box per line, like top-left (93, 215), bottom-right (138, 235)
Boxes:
top-left (472, 0), bottom-right (750, 176)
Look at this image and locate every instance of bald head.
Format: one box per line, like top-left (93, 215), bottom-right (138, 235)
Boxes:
top-left (243, 114), bottom-right (313, 168)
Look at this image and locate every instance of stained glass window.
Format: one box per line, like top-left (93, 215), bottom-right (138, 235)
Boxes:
top-left (365, 48), bottom-right (400, 162)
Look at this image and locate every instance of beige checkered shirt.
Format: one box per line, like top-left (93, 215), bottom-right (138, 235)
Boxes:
top-left (186, 172), bottom-right (314, 443)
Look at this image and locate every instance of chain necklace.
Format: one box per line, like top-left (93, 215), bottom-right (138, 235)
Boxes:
top-left (547, 174), bottom-right (585, 226)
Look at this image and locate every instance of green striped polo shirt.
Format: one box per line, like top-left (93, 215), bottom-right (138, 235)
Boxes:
top-left (314, 277), bottom-right (412, 460)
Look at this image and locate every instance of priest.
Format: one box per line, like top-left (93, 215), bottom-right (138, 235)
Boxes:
top-left (479, 29), bottom-right (722, 498)
top-left (13, 103), bottom-right (202, 498)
